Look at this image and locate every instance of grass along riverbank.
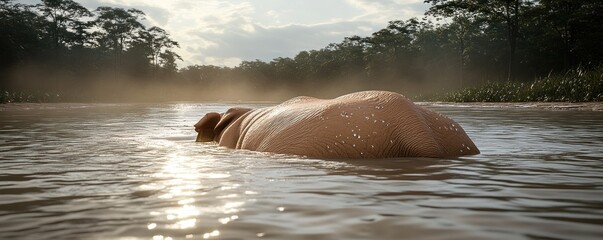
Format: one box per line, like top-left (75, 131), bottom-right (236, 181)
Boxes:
top-left (428, 67), bottom-right (603, 102)
top-left (0, 91), bottom-right (61, 104)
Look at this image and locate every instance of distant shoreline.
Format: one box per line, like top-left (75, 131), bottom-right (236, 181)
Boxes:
top-left (418, 102), bottom-right (603, 111)
top-left (0, 103), bottom-right (127, 112)
top-left (2, 101), bottom-right (602, 112)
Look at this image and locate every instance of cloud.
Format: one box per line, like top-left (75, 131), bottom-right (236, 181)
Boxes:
top-left (347, 0), bottom-right (429, 22)
top-left (25, 0), bottom-right (430, 67)
top-left (189, 21), bottom-right (378, 66)
top-left (177, 0), bottom-right (430, 66)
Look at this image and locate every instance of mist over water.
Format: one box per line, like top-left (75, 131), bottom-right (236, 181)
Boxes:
top-left (5, 72), bottom-right (439, 103)
top-left (4, 59), bottom-right (462, 103)
top-left (1, 103), bottom-right (602, 240)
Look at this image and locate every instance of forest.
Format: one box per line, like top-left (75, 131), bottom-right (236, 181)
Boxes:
top-left (1, 0), bottom-right (602, 102)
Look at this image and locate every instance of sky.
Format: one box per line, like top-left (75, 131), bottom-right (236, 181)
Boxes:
top-left (32, 0), bottom-right (430, 67)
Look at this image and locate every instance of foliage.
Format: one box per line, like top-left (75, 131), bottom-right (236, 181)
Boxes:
top-left (0, 0), bottom-right (180, 95)
top-left (0, 90), bottom-right (61, 103)
top-left (179, 0), bottom-right (602, 99)
top-left (426, 0), bottom-right (527, 81)
top-left (1, 0), bottom-right (602, 102)
top-left (429, 66), bottom-right (603, 102)
top-left (36, 0), bottom-right (92, 51)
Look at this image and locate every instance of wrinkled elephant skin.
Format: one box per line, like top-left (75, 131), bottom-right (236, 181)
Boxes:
top-left (194, 91), bottom-right (480, 159)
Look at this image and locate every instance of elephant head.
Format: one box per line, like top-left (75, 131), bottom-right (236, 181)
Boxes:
top-left (194, 107), bottom-right (251, 142)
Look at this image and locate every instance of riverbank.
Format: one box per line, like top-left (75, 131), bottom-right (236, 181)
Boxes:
top-left (426, 67), bottom-right (603, 103)
top-left (0, 103), bottom-right (123, 111)
top-left (418, 102), bottom-right (603, 111)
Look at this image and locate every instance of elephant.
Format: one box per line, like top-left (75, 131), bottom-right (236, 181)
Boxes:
top-left (194, 91), bottom-right (479, 159)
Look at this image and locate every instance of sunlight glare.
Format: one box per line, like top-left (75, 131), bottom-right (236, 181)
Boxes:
top-left (147, 223), bottom-right (157, 230)
top-left (202, 230), bottom-right (220, 239)
top-left (167, 218), bottom-right (197, 229)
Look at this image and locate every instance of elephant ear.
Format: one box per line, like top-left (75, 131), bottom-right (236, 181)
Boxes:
top-left (194, 112), bottom-right (221, 142)
top-left (214, 108), bottom-right (251, 135)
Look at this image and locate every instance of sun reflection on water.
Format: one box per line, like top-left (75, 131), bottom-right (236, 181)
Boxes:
top-left (143, 154), bottom-right (200, 240)
top-left (202, 230), bottom-right (220, 239)
top-left (142, 135), bottom-right (249, 239)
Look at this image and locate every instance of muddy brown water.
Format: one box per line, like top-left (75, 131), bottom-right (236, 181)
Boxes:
top-left (0, 103), bottom-right (602, 240)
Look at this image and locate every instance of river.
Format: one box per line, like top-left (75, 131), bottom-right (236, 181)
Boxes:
top-left (1, 103), bottom-right (602, 240)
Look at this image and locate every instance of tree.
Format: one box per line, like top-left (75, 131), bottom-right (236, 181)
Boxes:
top-left (94, 7), bottom-right (145, 53)
top-left (159, 50), bottom-right (182, 77)
top-left (36, 0), bottom-right (91, 55)
top-left (93, 7), bottom-right (145, 79)
top-left (0, 0), bottom-right (46, 87)
top-left (335, 36), bottom-right (367, 77)
top-left (426, 2), bottom-right (475, 86)
top-left (426, 0), bottom-right (533, 81)
top-left (270, 57), bottom-right (297, 82)
top-left (533, 0), bottom-right (603, 69)
top-left (364, 19), bottom-right (420, 81)
top-left (136, 26), bottom-right (180, 79)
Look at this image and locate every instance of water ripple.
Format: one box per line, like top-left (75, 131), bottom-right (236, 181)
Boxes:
top-left (0, 103), bottom-right (602, 240)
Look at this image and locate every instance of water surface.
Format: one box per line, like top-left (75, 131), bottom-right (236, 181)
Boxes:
top-left (1, 103), bottom-right (602, 240)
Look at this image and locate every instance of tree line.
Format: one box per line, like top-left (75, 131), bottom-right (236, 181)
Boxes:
top-left (1, 0), bottom-right (602, 101)
top-left (178, 0), bottom-right (602, 98)
top-left (1, 0), bottom-right (180, 100)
